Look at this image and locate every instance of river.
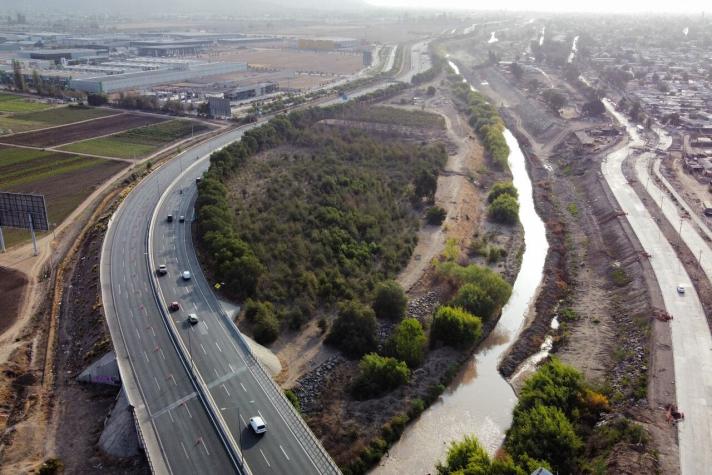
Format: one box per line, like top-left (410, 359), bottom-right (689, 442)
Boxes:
top-left (567, 35), bottom-right (579, 63)
top-left (372, 66), bottom-right (549, 474)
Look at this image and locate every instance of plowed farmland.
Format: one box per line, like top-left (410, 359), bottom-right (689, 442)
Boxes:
top-left (1, 113), bottom-right (167, 148)
top-left (0, 147), bottom-right (126, 248)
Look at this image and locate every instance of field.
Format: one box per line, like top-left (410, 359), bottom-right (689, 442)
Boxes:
top-left (61, 119), bottom-right (211, 159)
top-left (0, 92), bottom-right (53, 113)
top-left (0, 105), bottom-right (117, 135)
top-left (2, 112), bottom-right (166, 148)
top-left (0, 146), bottom-right (126, 248)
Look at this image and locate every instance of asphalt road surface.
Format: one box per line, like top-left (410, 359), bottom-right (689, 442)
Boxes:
top-left (102, 127), bottom-right (250, 474)
top-left (150, 157), bottom-right (336, 474)
top-left (603, 103), bottom-right (712, 475)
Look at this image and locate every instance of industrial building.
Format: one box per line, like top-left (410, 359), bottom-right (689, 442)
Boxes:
top-left (131, 39), bottom-right (213, 57)
top-left (297, 37), bottom-right (359, 50)
top-left (19, 48), bottom-right (108, 61)
top-left (207, 96), bottom-right (232, 118)
top-left (224, 82), bottom-right (279, 101)
top-left (69, 62), bottom-right (247, 93)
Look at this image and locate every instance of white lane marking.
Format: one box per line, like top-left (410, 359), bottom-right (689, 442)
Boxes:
top-left (117, 284), bottom-right (121, 295)
top-left (153, 377), bottom-right (160, 391)
top-left (228, 363), bottom-right (235, 373)
top-left (202, 321), bottom-right (208, 331)
top-left (129, 309), bottom-right (134, 319)
top-left (280, 445), bottom-right (290, 461)
top-left (201, 438), bottom-right (210, 456)
top-left (168, 409), bottom-right (174, 423)
top-left (170, 374), bottom-right (177, 386)
top-left (239, 414), bottom-right (247, 425)
top-left (222, 384), bottom-right (230, 396)
top-left (213, 368), bottom-right (219, 379)
top-left (180, 441), bottom-right (189, 459)
top-left (136, 328), bottom-right (141, 340)
top-left (184, 403), bottom-right (192, 418)
top-left (240, 383), bottom-right (247, 392)
top-left (200, 343), bottom-right (206, 355)
top-left (143, 351), bottom-right (149, 363)
top-left (258, 410), bottom-right (264, 419)
top-left (215, 341), bottom-right (222, 352)
top-left (193, 302), bottom-right (197, 310)
top-left (160, 348), bottom-right (166, 360)
top-left (151, 326), bottom-right (156, 337)
top-left (260, 449), bottom-right (271, 467)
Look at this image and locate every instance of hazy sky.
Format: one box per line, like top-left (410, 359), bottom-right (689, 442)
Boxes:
top-left (367, 0), bottom-right (707, 14)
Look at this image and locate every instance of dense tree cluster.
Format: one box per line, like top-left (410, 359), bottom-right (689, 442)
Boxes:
top-left (488, 194), bottom-right (520, 224)
top-left (196, 103), bottom-right (446, 343)
top-left (325, 301), bottom-right (377, 358)
top-left (387, 318), bottom-right (426, 368)
top-left (372, 280), bottom-right (407, 321)
top-left (452, 82), bottom-right (510, 170)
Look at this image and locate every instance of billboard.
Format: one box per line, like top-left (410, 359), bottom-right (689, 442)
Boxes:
top-left (0, 191), bottom-right (49, 231)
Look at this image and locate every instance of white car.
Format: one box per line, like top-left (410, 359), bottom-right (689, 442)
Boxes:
top-left (182, 270), bottom-right (191, 280)
top-left (157, 264), bottom-right (167, 275)
top-left (249, 416), bottom-right (267, 435)
top-left (187, 313), bottom-right (199, 324)
top-left (676, 284), bottom-right (685, 294)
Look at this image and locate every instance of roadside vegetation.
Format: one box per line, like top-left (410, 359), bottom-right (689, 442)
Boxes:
top-left (0, 92), bottom-right (53, 113)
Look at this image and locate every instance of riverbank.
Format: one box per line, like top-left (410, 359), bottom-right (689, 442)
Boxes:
top-left (372, 67), bottom-right (547, 474)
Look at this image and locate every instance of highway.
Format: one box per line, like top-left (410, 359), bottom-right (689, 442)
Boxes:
top-left (100, 40), bottom-right (433, 473)
top-left (101, 127), bottom-right (250, 474)
top-left (150, 156), bottom-right (336, 474)
top-left (602, 103), bottom-right (712, 475)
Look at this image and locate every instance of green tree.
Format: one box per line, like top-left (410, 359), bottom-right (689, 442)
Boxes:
top-left (414, 169), bottom-right (437, 202)
top-left (12, 59), bottom-right (26, 91)
top-left (388, 318), bottom-right (426, 367)
top-left (431, 306), bottom-right (482, 347)
top-left (506, 404), bottom-right (582, 474)
top-left (487, 181), bottom-right (518, 203)
top-left (352, 353), bottom-right (410, 399)
top-left (517, 357), bottom-right (588, 419)
top-left (426, 206), bottom-right (447, 225)
top-left (32, 69), bottom-right (44, 95)
top-left (542, 88), bottom-right (567, 113)
top-left (372, 280), bottom-right (407, 321)
top-left (326, 301), bottom-right (377, 357)
top-left (488, 194), bottom-right (519, 224)
top-left (245, 300), bottom-right (279, 344)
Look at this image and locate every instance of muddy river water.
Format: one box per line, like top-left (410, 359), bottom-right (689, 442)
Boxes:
top-left (372, 66), bottom-right (549, 474)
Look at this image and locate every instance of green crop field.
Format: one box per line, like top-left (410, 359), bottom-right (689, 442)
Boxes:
top-left (0, 92), bottom-right (54, 113)
top-left (61, 119), bottom-right (210, 159)
top-left (0, 105), bottom-right (116, 135)
top-left (0, 146), bottom-right (126, 248)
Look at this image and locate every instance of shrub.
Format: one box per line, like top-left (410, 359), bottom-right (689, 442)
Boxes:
top-left (488, 194), bottom-right (519, 224)
top-left (487, 181), bottom-right (518, 203)
top-left (253, 309), bottom-right (280, 345)
top-left (372, 280), bottom-right (407, 321)
top-left (388, 318), bottom-right (426, 367)
top-left (325, 301), bottom-right (377, 358)
top-left (517, 357), bottom-right (588, 419)
top-left (440, 263), bottom-right (512, 319)
top-left (352, 353), bottom-right (410, 398)
top-left (284, 389), bottom-right (301, 412)
top-left (430, 306), bottom-right (482, 347)
top-left (38, 458), bottom-right (64, 475)
top-left (426, 206), bottom-right (447, 225)
top-left (506, 404), bottom-right (582, 474)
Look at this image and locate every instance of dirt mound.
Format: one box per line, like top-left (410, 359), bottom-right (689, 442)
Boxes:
top-left (0, 267), bottom-right (28, 335)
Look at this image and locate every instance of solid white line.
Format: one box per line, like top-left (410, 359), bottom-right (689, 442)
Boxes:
top-left (280, 445), bottom-right (290, 461)
top-left (260, 449), bottom-right (271, 467)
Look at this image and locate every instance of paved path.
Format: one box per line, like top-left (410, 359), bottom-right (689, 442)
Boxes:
top-left (603, 102), bottom-right (712, 475)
